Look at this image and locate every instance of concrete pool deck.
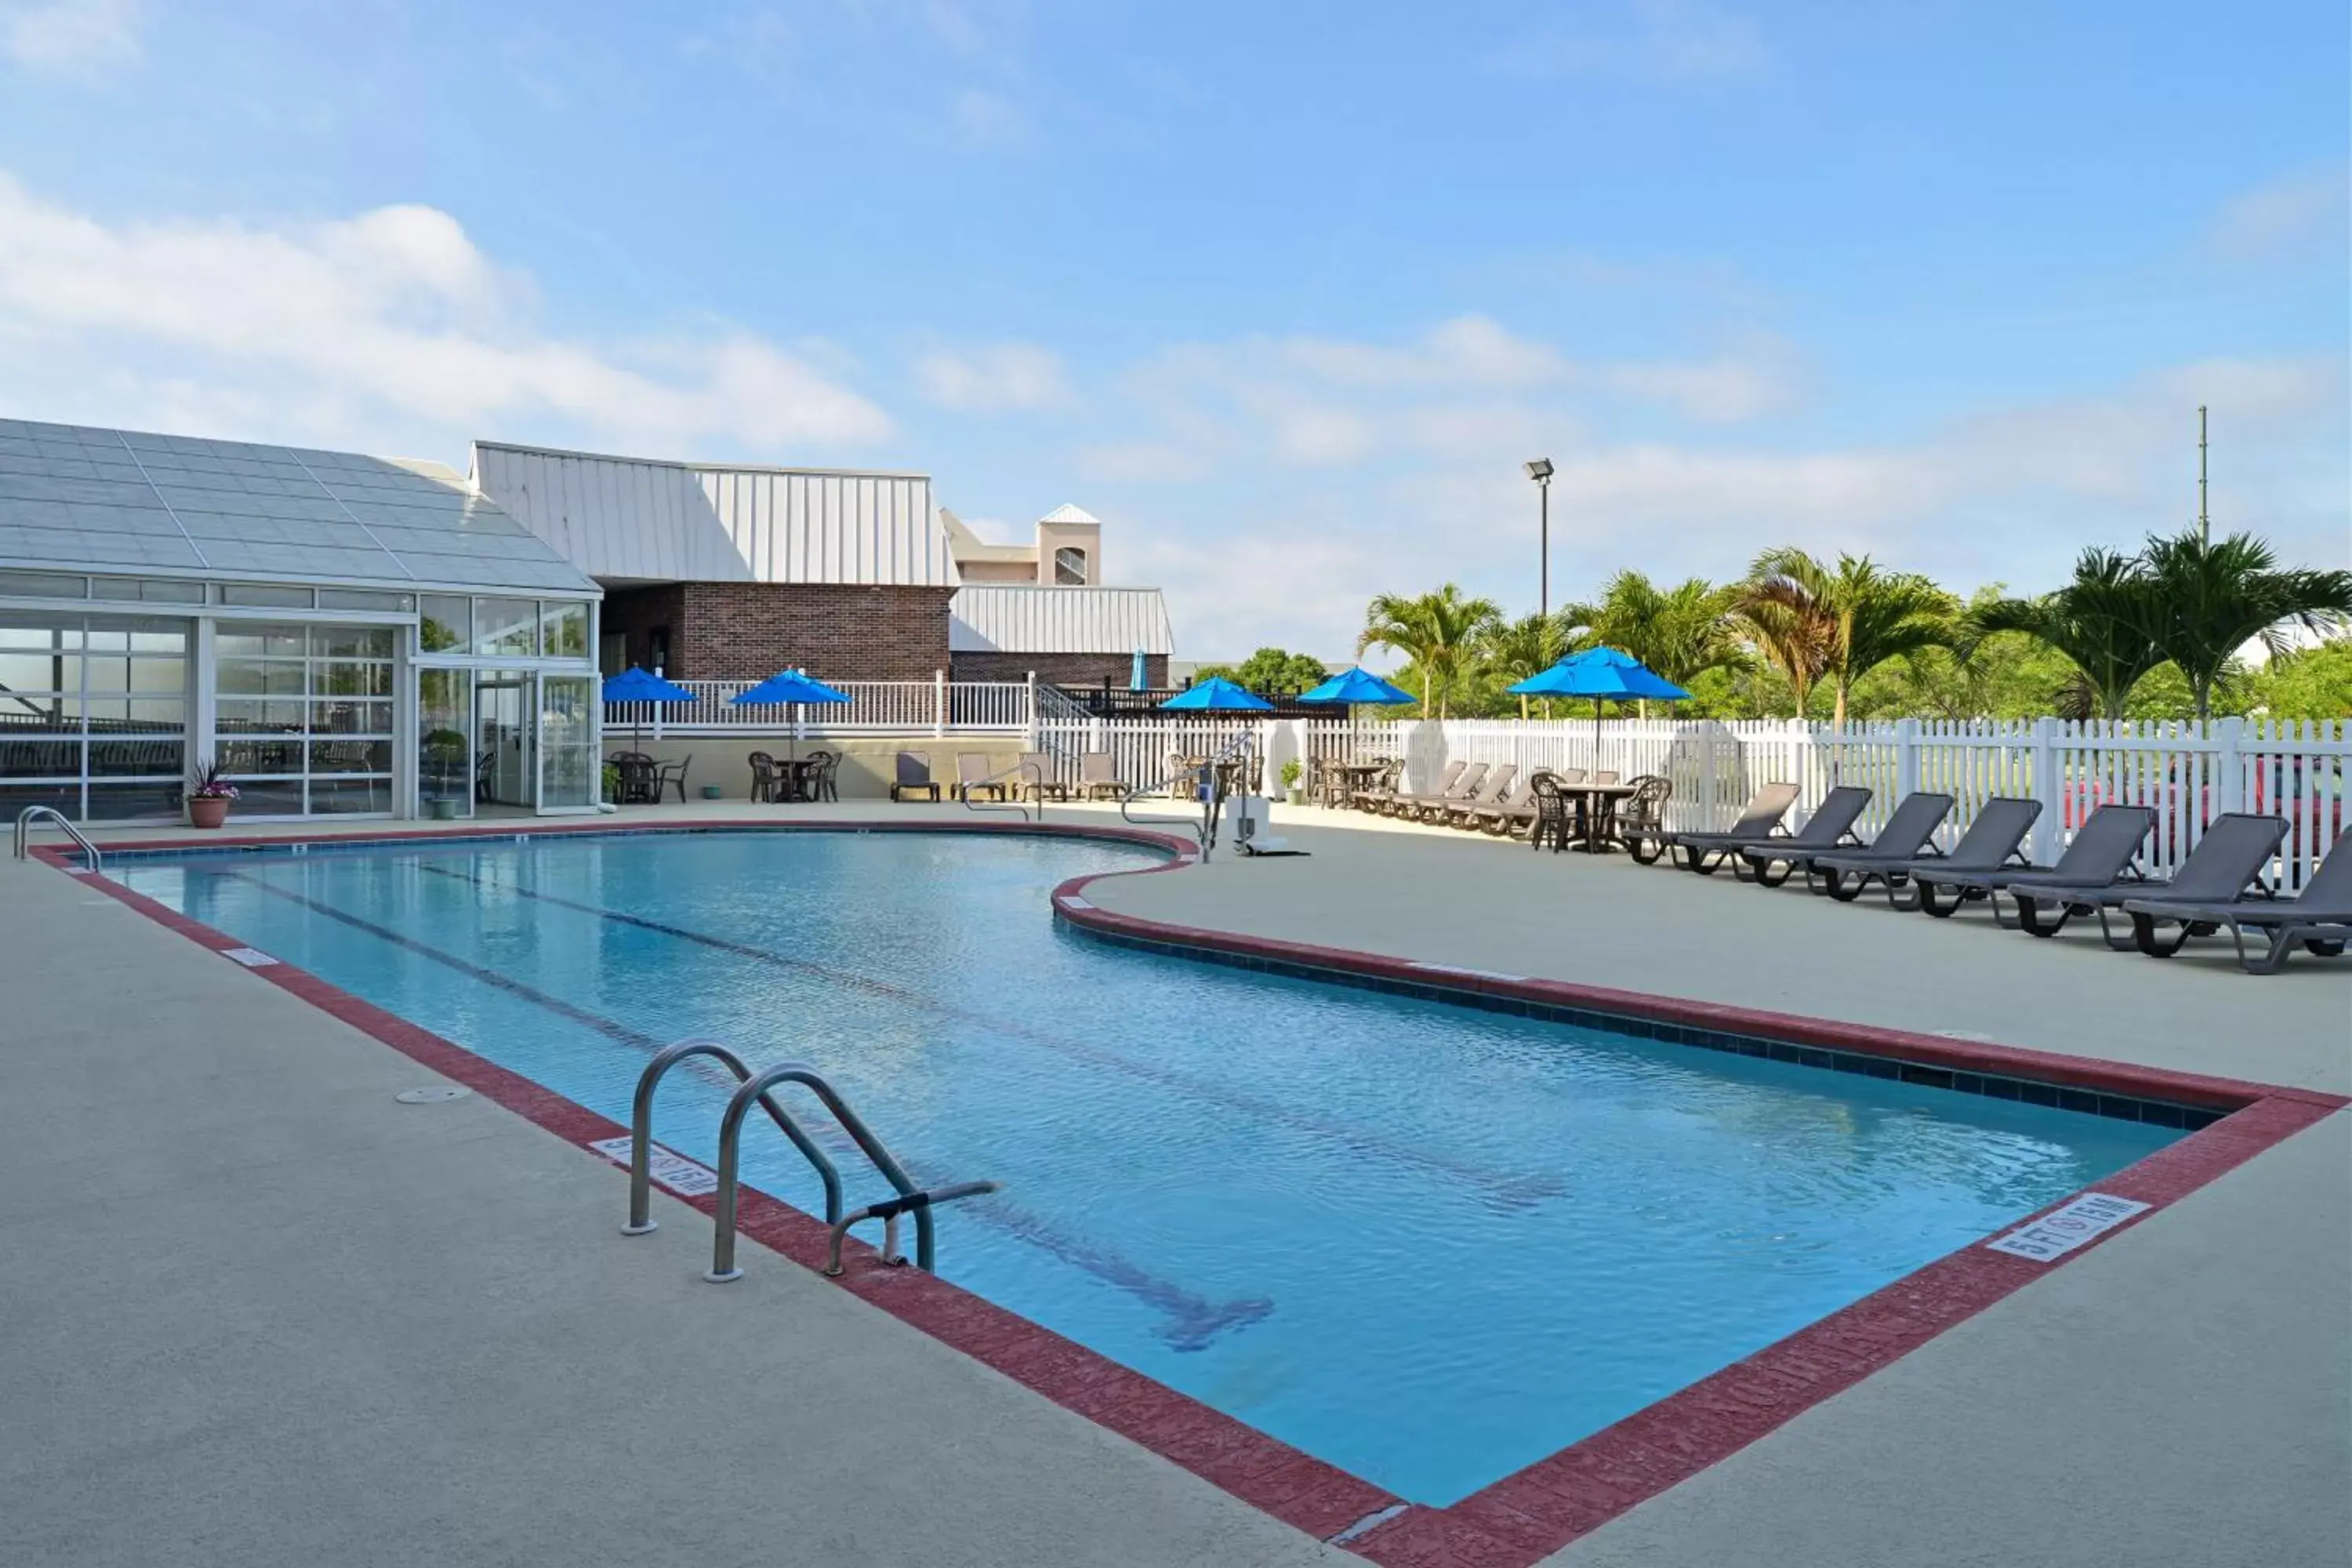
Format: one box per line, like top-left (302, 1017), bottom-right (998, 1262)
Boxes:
top-left (5, 800), bottom-right (2347, 1567)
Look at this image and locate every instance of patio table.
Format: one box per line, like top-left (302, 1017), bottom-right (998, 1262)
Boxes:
top-left (779, 756), bottom-right (829, 803)
top-left (1566, 782), bottom-right (1639, 854)
top-left (1330, 761), bottom-right (1391, 808)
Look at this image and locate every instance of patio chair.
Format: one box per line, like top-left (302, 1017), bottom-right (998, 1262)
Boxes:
top-left (1011, 751), bottom-right (1063, 802)
top-left (2122, 829), bottom-right (2350, 973)
top-left (1663, 781), bottom-right (1806, 873)
top-left (2010, 811), bottom-right (2287, 945)
top-left (1526, 772), bottom-right (1581, 853)
top-left (746, 750), bottom-right (780, 804)
top-left (1913, 804), bottom-right (2158, 924)
top-left (1441, 764), bottom-right (1517, 828)
top-left (1349, 758), bottom-right (1405, 813)
top-left (652, 754), bottom-right (691, 804)
top-left (1378, 759), bottom-right (1463, 818)
top-left (1722, 786), bottom-right (1876, 886)
top-left (890, 751), bottom-right (941, 802)
top-left (802, 750), bottom-right (838, 803)
top-left (1396, 761), bottom-right (1487, 822)
top-left (1481, 767), bottom-right (1586, 839)
top-left (953, 752), bottom-right (1010, 802)
top-left (1590, 770), bottom-right (1621, 786)
top-left (1775, 791), bottom-right (1955, 898)
top-left (1799, 796), bottom-right (2045, 910)
top-left (1614, 775), bottom-right (1675, 864)
top-left (1076, 752), bottom-right (1127, 800)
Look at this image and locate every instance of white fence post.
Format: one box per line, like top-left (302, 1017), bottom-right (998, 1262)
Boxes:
top-left (933, 670), bottom-right (947, 739)
top-left (1895, 717), bottom-right (1921, 805)
top-left (2214, 717), bottom-right (2245, 817)
top-left (2030, 717), bottom-right (2059, 863)
top-left (1024, 671), bottom-right (1039, 747)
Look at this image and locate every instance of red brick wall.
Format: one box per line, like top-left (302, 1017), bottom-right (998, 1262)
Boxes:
top-left (952, 651), bottom-right (1169, 688)
top-left (601, 583), bottom-right (953, 682)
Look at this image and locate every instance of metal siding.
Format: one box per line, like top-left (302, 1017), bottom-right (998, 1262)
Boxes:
top-left (948, 586), bottom-right (1176, 655)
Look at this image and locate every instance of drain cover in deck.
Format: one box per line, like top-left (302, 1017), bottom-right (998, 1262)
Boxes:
top-left (394, 1086), bottom-right (473, 1105)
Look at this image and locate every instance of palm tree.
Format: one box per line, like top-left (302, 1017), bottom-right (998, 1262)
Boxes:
top-left (1738, 549), bottom-right (1954, 724)
top-left (1357, 585), bottom-right (1502, 718)
top-left (1579, 572), bottom-right (1748, 689)
top-left (2134, 529), bottom-right (2352, 721)
top-left (1477, 611), bottom-right (1577, 718)
top-left (1960, 548), bottom-right (2166, 720)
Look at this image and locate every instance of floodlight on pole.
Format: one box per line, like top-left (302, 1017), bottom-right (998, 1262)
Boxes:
top-left (1523, 459), bottom-right (1555, 619)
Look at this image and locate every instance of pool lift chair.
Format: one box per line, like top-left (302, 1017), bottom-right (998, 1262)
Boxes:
top-left (622, 1039), bottom-right (996, 1283)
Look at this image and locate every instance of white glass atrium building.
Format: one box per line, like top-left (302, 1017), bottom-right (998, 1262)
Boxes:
top-left (0, 419), bottom-right (603, 822)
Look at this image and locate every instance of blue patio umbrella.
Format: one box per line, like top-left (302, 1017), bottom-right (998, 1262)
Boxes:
top-left (601, 665), bottom-right (698, 750)
top-left (1508, 648), bottom-right (1691, 771)
top-left (1159, 675), bottom-right (1272, 712)
top-left (1295, 666), bottom-right (1416, 707)
top-left (730, 668), bottom-right (852, 763)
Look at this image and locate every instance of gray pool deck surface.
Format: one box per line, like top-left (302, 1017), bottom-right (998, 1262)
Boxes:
top-left (4, 800), bottom-right (2347, 1567)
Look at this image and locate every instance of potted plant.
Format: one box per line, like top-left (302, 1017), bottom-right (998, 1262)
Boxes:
top-left (423, 728), bottom-right (468, 819)
top-left (187, 758), bottom-right (238, 829)
top-left (1280, 757), bottom-right (1305, 806)
top-left (601, 760), bottom-right (622, 805)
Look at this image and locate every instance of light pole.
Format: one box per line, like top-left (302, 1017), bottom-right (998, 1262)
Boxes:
top-left (1523, 459), bottom-right (1554, 619)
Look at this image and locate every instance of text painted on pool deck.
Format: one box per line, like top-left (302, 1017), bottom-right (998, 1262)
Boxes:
top-left (1985, 1192), bottom-right (2151, 1261)
top-left (587, 1136), bottom-right (719, 1197)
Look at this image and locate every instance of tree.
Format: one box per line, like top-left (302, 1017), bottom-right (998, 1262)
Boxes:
top-left (2133, 529), bottom-right (2352, 722)
top-left (1573, 572), bottom-right (1748, 690)
top-left (2252, 638), bottom-right (2352, 720)
top-left (1357, 585), bottom-right (1502, 719)
top-left (1475, 612), bottom-right (1577, 718)
top-left (1738, 549), bottom-right (1954, 725)
top-left (1959, 549), bottom-right (2167, 720)
top-left (1196, 647), bottom-right (1331, 696)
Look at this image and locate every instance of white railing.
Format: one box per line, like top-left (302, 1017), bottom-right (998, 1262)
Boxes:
top-left (607, 677), bottom-right (1034, 738)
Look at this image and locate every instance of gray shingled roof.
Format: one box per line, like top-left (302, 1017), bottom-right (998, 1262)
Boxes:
top-left (0, 419), bottom-right (597, 596)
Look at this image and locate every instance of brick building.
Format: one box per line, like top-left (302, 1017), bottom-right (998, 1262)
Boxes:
top-left (471, 441), bottom-right (1174, 688)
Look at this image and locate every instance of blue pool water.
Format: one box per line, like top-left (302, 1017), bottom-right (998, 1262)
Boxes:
top-left (120, 831), bottom-right (2178, 1505)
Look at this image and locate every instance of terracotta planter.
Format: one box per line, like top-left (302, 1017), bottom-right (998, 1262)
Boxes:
top-left (188, 796), bottom-right (230, 829)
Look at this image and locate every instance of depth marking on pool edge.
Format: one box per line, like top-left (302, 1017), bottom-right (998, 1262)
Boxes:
top-left (586, 1135), bottom-right (718, 1197)
top-left (220, 946), bottom-right (280, 967)
top-left (1985, 1192), bottom-right (2151, 1261)
top-left (211, 866), bottom-right (1272, 1352)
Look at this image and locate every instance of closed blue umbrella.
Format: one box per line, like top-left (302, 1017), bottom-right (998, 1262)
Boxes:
top-left (601, 665), bottom-right (699, 751)
top-left (730, 668), bottom-right (852, 764)
top-left (1131, 648), bottom-right (1148, 692)
top-left (1159, 676), bottom-right (1272, 712)
top-left (1296, 666), bottom-right (1415, 706)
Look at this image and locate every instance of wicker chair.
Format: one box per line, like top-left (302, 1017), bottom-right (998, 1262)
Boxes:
top-left (746, 750), bottom-right (781, 804)
top-left (1615, 774), bottom-right (1673, 864)
top-left (803, 750), bottom-right (839, 803)
top-left (1527, 771), bottom-right (1576, 854)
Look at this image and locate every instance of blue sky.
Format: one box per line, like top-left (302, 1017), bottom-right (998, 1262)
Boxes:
top-left (1, 0), bottom-right (2344, 658)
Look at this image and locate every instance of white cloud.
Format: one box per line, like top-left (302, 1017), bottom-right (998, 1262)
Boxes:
top-left (0, 169), bottom-right (892, 460)
top-left (2206, 168), bottom-right (2350, 260)
top-left (914, 341), bottom-right (1069, 412)
top-left (1, 0), bottom-right (139, 74)
top-left (1601, 333), bottom-right (1805, 423)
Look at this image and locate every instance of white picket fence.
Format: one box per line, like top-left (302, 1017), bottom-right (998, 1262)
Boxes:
top-left (608, 677), bottom-right (1033, 737)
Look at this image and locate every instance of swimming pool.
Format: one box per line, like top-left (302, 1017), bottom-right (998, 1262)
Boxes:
top-left (118, 829), bottom-right (2182, 1508)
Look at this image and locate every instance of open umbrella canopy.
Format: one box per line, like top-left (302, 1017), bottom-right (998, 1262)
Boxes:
top-left (1508, 646), bottom-right (1691, 702)
top-left (1159, 675), bottom-right (1272, 712)
top-left (729, 669), bottom-right (852, 706)
top-left (601, 666), bottom-right (697, 704)
top-left (1296, 666), bottom-right (1416, 706)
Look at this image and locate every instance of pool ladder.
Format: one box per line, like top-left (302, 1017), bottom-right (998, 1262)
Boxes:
top-left (12, 805), bottom-right (101, 873)
top-left (623, 1040), bottom-right (995, 1282)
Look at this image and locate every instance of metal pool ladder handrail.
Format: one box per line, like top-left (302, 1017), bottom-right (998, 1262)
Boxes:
top-left (1120, 727), bottom-right (1255, 860)
top-left (13, 806), bottom-right (100, 873)
top-left (959, 757), bottom-right (1047, 824)
top-left (623, 1040), bottom-right (845, 1236)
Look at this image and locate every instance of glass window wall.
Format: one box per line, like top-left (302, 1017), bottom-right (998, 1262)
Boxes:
top-left (0, 613), bottom-right (188, 822)
top-left (213, 622), bottom-right (397, 815)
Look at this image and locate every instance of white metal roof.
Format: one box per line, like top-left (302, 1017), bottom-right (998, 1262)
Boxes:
top-left (950, 585), bottom-right (1175, 655)
top-left (0, 419), bottom-right (598, 595)
top-left (474, 440), bottom-right (956, 587)
top-left (1038, 503), bottom-right (1099, 525)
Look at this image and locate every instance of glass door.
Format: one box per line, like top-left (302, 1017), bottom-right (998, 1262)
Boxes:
top-left (537, 673), bottom-right (597, 810)
top-left (475, 670), bottom-right (535, 810)
top-left (417, 667), bottom-right (473, 818)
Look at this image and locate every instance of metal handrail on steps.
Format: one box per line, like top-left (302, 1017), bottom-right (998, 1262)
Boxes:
top-left (12, 806), bottom-right (100, 873)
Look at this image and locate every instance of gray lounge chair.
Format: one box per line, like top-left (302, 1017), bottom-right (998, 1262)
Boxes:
top-left (1077, 751), bottom-right (1127, 800)
top-left (1442, 764), bottom-right (1518, 827)
top-left (1786, 791), bottom-right (1956, 900)
top-left (1803, 796), bottom-right (2042, 909)
top-left (1910, 803), bottom-right (2156, 923)
top-left (1396, 761), bottom-right (1487, 822)
top-left (889, 751), bottom-right (941, 802)
top-left (1348, 758), bottom-right (1404, 813)
top-left (1664, 781), bottom-right (1806, 873)
top-left (1381, 759), bottom-right (1465, 818)
top-left (1480, 768), bottom-right (1583, 838)
top-left (2122, 829), bottom-right (2350, 972)
top-left (2011, 811), bottom-right (2288, 946)
top-left (1729, 786), bottom-right (1876, 886)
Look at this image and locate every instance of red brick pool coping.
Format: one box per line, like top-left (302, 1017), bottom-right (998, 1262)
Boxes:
top-left (45, 818), bottom-right (2347, 1568)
